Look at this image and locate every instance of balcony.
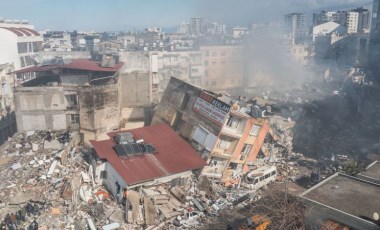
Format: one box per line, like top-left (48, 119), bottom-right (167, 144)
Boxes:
top-left (221, 126), bottom-right (242, 139)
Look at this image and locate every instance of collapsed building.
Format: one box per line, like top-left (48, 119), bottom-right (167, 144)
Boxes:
top-left (89, 124), bottom-right (206, 202)
top-left (152, 77), bottom-right (270, 186)
top-left (12, 57), bottom-right (123, 142)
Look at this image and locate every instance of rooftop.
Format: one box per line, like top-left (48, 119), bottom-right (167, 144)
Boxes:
top-left (301, 173), bottom-right (380, 221)
top-left (90, 124), bottom-right (206, 186)
top-left (0, 27), bottom-right (39, 36)
top-left (13, 59), bottom-right (124, 74)
top-left (359, 161), bottom-right (380, 183)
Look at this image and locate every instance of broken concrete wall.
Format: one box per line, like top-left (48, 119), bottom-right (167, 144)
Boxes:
top-left (79, 84), bottom-right (119, 142)
top-left (119, 71), bottom-right (151, 108)
top-left (15, 87), bottom-right (67, 132)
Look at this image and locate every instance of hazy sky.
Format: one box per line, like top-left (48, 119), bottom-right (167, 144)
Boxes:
top-left (1, 0), bottom-right (371, 31)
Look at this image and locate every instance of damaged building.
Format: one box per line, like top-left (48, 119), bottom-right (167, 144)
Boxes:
top-left (12, 57), bottom-right (123, 141)
top-left (89, 124), bottom-right (206, 202)
top-left (152, 77), bottom-right (270, 187)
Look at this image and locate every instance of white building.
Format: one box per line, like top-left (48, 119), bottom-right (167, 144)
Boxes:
top-left (189, 17), bottom-right (205, 35)
top-left (347, 8), bottom-right (370, 34)
top-left (232, 26), bottom-right (249, 38)
top-left (312, 21), bottom-right (347, 42)
top-left (177, 21), bottom-right (190, 34)
top-left (0, 21), bottom-right (43, 72)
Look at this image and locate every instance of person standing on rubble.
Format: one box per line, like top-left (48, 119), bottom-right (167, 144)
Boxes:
top-left (9, 213), bottom-right (15, 226)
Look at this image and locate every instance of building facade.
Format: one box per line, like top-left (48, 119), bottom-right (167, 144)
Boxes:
top-left (152, 77), bottom-right (270, 186)
top-left (284, 13), bottom-right (307, 44)
top-left (369, 0), bottom-right (380, 78)
top-left (13, 58), bottom-right (123, 141)
top-left (0, 21), bottom-right (43, 72)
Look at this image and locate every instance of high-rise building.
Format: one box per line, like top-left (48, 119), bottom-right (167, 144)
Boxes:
top-left (177, 21), bottom-right (190, 34)
top-left (369, 0), bottom-right (380, 78)
top-left (347, 8), bottom-right (370, 34)
top-left (189, 17), bottom-right (205, 35)
top-left (284, 13), bottom-right (307, 44)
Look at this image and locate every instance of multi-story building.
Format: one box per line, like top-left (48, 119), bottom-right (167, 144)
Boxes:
top-left (369, 0), bottom-right (380, 78)
top-left (0, 19), bottom-right (43, 76)
top-left (150, 50), bottom-right (204, 100)
top-left (0, 64), bottom-right (17, 144)
top-left (12, 57), bottom-right (124, 141)
top-left (232, 26), bottom-right (249, 38)
top-left (189, 17), bottom-right (205, 35)
top-left (152, 77), bottom-right (270, 186)
top-left (200, 45), bottom-right (244, 92)
top-left (347, 8), bottom-right (370, 34)
top-left (312, 21), bottom-right (347, 42)
top-left (177, 22), bottom-right (190, 34)
top-left (284, 13), bottom-right (307, 44)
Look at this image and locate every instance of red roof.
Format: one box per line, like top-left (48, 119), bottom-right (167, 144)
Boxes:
top-left (90, 124), bottom-right (206, 185)
top-left (13, 59), bottom-right (124, 74)
top-left (0, 27), bottom-right (40, 36)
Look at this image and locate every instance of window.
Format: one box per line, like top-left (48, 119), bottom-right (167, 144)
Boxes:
top-left (70, 114), bottom-right (80, 124)
top-left (211, 81), bottom-right (216, 86)
top-left (204, 61), bottom-right (208, 66)
top-left (115, 182), bottom-right (121, 194)
top-left (20, 57), bottom-right (26, 68)
top-left (211, 51), bottom-right (217, 56)
top-left (192, 68), bottom-right (198, 73)
top-left (100, 171), bottom-right (107, 179)
top-left (250, 124), bottom-right (261, 136)
top-left (17, 42), bottom-right (28, 53)
top-left (205, 51), bottom-right (209, 56)
top-left (24, 56), bottom-right (34, 67)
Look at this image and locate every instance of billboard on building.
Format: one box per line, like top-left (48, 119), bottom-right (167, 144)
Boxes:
top-left (193, 91), bottom-right (231, 126)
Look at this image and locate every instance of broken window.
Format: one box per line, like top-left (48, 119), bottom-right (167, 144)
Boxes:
top-left (66, 95), bottom-right (78, 109)
top-left (240, 144), bottom-right (252, 160)
top-left (250, 124), bottom-right (261, 136)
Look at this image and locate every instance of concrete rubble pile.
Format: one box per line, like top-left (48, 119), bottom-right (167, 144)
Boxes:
top-left (124, 176), bottom-right (257, 229)
top-left (0, 131), bottom-right (123, 230)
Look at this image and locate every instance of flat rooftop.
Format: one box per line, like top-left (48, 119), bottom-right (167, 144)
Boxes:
top-left (301, 173), bottom-right (380, 220)
top-left (360, 161), bottom-right (380, 182)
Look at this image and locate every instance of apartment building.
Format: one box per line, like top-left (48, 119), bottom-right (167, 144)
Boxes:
top-left (13, 57), bottom-right (123, 141)
top-left (200, 45), bottom-right (244, 92)
top-left (150, 51), bottom-right (204, 100)
top-left (0, 21), bottom-right (43, 82)
top-left (152, 77), bottom-right (270, 186)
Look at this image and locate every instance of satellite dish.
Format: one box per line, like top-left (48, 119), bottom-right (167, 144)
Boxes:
top-left (374, 212), bottom-right (379, 221)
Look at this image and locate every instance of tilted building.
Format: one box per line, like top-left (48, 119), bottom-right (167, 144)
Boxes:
top-left (152, 77), bottom-right (270, 186)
